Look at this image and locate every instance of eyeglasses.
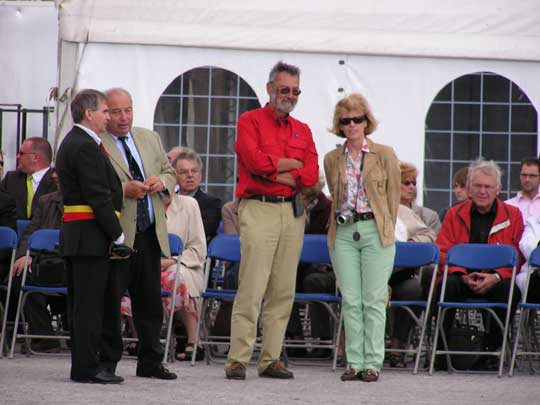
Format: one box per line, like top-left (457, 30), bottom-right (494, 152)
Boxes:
top-left (520, 173), bottom-right (540, 179)
top-left (402, 180), bottom-right (417, 186)
top-left (177, 168), bottom-right (201, 176)
top-left (0, 161), bottom-right (3, 167)
top-left (276, 86), bottom-right (301, 96)
top-left (339, 116), bottom-right (367, 126)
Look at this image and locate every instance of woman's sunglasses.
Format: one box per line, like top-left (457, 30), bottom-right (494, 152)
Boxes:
top-left (402, 180), bottom-right (417, 186)
top-left (339, 115), bottom-right (367, 126)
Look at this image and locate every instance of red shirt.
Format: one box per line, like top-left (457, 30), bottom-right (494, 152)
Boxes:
top-left (235, 104), bottom-right (319, 198)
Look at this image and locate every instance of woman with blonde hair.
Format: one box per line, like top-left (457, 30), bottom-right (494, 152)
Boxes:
top-left (324, 93), bottom-right (400, 382)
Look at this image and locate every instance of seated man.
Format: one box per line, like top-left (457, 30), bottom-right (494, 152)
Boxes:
top-left (436, 158), bottom-right (523, 367)
top-left (173, 151), bottom-right (222, 243)
top-left (9, 166), bottom-right (65, 352)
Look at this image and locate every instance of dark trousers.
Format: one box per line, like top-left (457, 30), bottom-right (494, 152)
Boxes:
top-left (525, 272), bottom-right (540, 303)
top-left (116, 226), bottom-right (163, 367)
top-left (67, 256), bottom-right (122, 379)
top-left (439, 274), bottom-right (520, 349)
top-left (389, 274), bottom-right (424, 343)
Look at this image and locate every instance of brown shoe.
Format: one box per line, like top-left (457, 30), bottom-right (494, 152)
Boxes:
top-left (340, 368), bottom-right (361, 381)
top-left (259, 361), bottom-right (294, 379)
top-left (361, 368), bottom-right (379, 382)
top-left (225, 362), bottom-right (247, 380)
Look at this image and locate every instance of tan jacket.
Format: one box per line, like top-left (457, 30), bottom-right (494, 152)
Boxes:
top-left (100, 127), bottom-right (176, 256)
top-left (324, 138), bottom-right (401, 249)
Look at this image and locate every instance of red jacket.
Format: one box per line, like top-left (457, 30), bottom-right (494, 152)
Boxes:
top-left (436, 198), bottom-right (524, 279)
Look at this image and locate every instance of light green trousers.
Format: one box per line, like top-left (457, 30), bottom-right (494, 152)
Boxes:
top-left (225, 198), bottom-right (304, 372)
top-left (330, 219), bottom-right (395, 371)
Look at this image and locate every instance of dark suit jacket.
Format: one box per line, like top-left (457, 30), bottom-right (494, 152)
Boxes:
top-left (0, 168), bottom-right (57, 220)
top-left (56, 126), bottom-right (123, 257)
top-left (0, 191), bottom-right (17, 281)
top-left (193, 188), bottom-right (222, 241)
top-left (16, 190), bottom-right (63, 258)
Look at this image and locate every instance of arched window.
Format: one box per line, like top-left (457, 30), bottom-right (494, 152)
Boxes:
top-left (153, 66), bottom-right (261, 203)
top-left (424, 71), bottom-right (538, 213)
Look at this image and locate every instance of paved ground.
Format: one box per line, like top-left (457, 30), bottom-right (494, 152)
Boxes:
top-left (0, 354), bottom-right (539, 404)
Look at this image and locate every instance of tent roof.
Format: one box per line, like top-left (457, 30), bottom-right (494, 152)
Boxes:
top-left (57, 0), bottom-right (540, 61)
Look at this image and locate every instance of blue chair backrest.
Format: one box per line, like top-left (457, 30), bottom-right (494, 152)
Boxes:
top-left (217, 220), bottom-right (224, 235)
top-left (168, 233), bottom-right (184, 256)
top-left (446, 243), bottom-right (517, 270)
top-left (27, 229), bottom-right (60, 252)
top-left (394, 242), bottom-right (440, 268)
top-left (529, 246), bottom-right (540, 268)
top-left (207, 234), bottom-right (241, 262)
top-left (16, 219), bottom-right (31, 240)
top-left (0, 226), bottom-right (18, 249)
top-left (299, 234), bottom-right (331, 264)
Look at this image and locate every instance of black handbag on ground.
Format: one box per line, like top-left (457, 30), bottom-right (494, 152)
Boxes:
top-left (447, 323), bottom-right (486, 370)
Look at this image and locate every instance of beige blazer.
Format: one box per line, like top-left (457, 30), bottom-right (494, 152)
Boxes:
top-left (100, 127), bottom-right (176, 256)
top-left (164, 194), bottom-right (207, 297)
top-left (324, 137), bottom-right (401, 249)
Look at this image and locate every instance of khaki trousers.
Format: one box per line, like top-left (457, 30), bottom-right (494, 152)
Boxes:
top-left (225, 198), bottom-right (304, 372)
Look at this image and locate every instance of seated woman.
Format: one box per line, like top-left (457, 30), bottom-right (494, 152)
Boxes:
top-left (121, 193), bottom-right (207, 361)
top-left (388, 204), bottom-right (436, 368)
top-left (518, 216), bottom-right (540, 303)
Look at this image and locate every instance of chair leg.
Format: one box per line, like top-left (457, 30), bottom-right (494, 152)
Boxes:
top-left (413, 308), bottom-right (429, 374)
top-left (428, 306), bottom-right (444, 375)
top-left (9, 289), bottom-right (26, 359)
top-left (509, 308), bottom-right (526, 377)
top-left (191, 297), bottom-right (206, 366)
top-left (332, 307), bottom-right (344, 371)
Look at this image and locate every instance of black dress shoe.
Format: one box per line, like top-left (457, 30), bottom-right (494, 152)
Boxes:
top-left (136, 364), bottom-right (177, 380)
top-left (71, 370), bottom-right (124, 384)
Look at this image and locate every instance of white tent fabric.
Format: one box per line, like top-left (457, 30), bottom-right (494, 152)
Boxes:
top-left (57, 0), bottom-right (540, 62)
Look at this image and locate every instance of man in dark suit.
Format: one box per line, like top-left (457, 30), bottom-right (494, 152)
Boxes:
top-left (0, 137), bottom-right (56, 220)
top-left (56, 89), bottom-right (125, 384)
top-left (174, 150), bottom-right (222, 242)
top-left (101, 88), bottom-right (177, 380)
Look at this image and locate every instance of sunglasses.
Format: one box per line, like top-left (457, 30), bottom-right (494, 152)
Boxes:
top-left (339, 115), bottom-right (367, 126)
top-left (276, 86), bottom-right (301, 96)
top-left (402, 180), bottom-right (417, 186)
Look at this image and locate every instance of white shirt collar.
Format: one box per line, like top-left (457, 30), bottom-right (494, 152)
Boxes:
top-left (75, 123), bottom-right (101, 145)
top-left (29, 166), bottom-right (50, 183)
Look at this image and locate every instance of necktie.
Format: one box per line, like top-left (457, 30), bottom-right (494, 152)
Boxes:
top-left (118, 136), bottom-right (151, 233)
top-left (26, 175), bottom-right (34, 218)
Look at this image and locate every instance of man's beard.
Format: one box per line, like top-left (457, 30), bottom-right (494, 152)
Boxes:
top-left (271, 93), bottom-right (297, 114)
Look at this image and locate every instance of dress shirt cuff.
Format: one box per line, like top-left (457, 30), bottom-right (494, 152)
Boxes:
top-left (114, 233), bottom-right (125, 244)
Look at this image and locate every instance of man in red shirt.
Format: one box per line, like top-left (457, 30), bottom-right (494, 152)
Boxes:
top-left (225, 61), bottom-right (319, 380)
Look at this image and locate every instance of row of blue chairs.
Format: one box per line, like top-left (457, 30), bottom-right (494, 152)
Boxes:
top-left (0, 226), bottom-right (183, 363)
top-left (192, 233), bottom-right (540, 376)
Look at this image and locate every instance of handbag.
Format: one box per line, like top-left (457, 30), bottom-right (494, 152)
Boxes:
top-left (31, 249), bottom-right (67, 287)
top-left (447, 323), bottom-right (486, 370)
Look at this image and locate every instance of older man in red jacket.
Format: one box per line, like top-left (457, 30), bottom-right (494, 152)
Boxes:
top-left (436, 158), bottom-right (523, 366)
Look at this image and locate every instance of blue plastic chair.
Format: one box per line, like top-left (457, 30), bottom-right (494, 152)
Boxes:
top-left (428, 244), bottom-right (518, 377)
top-left (192, 234), bottom-right (240, 365)
top-left (161, 233), bottom-right (183, 363)
top-left (388, 242), bottom-right (440, 374)
top-left (9, 229), bottom-right (65, 358)
top-left (509, 246), bottom-right (540, 376)
top-left (0, 227), bottom-right (19, 358)
top-left (288, 234), bottom-right (343, 369)
top-left (16, 220), bottom-right (31, 240)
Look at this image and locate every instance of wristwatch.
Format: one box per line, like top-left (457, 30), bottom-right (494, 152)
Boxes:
top-left (493, 272), bottom-right (502, 282)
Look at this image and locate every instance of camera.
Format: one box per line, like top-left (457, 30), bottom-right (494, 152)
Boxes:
top-left (335, 211), bottom-right (355, 225)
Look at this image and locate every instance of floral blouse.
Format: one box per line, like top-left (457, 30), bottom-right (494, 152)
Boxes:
top-left (340, 140), bottom-right (373, 214)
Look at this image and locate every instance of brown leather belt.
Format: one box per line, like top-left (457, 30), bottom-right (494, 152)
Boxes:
top-left (352, 211), bottom-right (375, 221)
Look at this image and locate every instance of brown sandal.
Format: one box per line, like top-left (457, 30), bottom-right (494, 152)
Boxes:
top-left (362, 368), bottom-right (380, 382)
top-left (340, 368), bottom-right (361, 381)
top-left (389, 352), bottom-right (406, 368)
top-left (175, 342), bottom-right (205, 361)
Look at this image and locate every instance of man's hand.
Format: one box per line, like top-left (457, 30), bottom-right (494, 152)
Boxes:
top-left (275, 173), bottom-right (296, 187)
top-left (144, 176), bottom-right (165, 194)
top-left (13, 256), bottom-right (32, 277)
top-left (461, 273), bottom-right (478, 290)
top-left (470, 272), bottom-right (500, 295)
top-left (124, 180), bottom-right (150, 199)
top-left (277, 158), bottom-right (303, 173)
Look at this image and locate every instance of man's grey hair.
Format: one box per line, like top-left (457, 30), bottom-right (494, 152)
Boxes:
top-left (70, 89), bottom-right (106, 123)
top-left (172, 150), bottom-right (203, 171)
top-left (268, 61), bottom-right (301, 83)
top-left (468, 158), bottom-right (502, 187)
